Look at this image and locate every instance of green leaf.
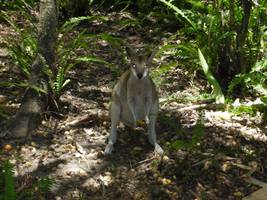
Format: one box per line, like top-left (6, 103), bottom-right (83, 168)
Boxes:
top-left (171, 122), bottom-right (204, 150)
top-left (0, 11), bottom-right (21, 33)
top-left (3, 161), bottom-right (17, 200)
top-left (159, 0), bottom-right (196, 29)
top-left (98, 33), bottom-right (124, 46)
top-left (38, 177), bottom-right (53, 193)
top-left (253, 84), bottom-right (267, 96)
top-left (198, 49), bottom-right (225, 104)
top-left (0, 81), bottom-right (44, 94)
top-left (261, 96), bottom-right (267, 104)
top-left (60, 16), bottom-right (108, 33)
top-left (76, 56), bottom-right (109, 65)
top-left (171, 140), bottom-right (188, 149)
top-left (191, 123), bottom-right (204, 144)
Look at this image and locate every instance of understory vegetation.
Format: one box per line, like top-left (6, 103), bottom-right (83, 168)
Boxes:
top-left (0, 0), bottom-right (266, 199)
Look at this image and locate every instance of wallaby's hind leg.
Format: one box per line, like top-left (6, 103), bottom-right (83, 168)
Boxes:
top-left (127, 96), bottom-right (136, 128)
top-left (104, 101), bottom-right (120, 155)
top-left (144, 97), bottom-right (152, 125)
top-left (148, 105), bottom-right (164, 155)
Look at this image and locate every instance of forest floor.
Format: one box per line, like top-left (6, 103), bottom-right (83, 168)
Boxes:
top-left (0, 11), bottom-right (267, 200)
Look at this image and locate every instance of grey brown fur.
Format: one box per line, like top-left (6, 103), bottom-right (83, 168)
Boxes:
top-left (104, 46), bottom-right (163, 155)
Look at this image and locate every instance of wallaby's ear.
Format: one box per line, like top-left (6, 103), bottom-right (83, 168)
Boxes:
top-left (126, 46), bottom-right (137, 61)
top-left (147, 48), bottom-right (158, 65)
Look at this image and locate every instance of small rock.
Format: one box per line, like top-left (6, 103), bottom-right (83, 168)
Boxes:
top-left (99, 173), bottom-right (113, 186)
top-left (79, 170), bottom-right (88, 177)
top-left (163, 155), bottom-right (169, 161)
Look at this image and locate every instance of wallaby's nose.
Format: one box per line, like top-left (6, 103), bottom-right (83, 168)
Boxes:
top-left (137, 73), bottom-right (143, 79)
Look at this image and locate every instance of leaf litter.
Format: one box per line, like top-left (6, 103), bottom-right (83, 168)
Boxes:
top-left (0, 11), bottom-right (266, 200)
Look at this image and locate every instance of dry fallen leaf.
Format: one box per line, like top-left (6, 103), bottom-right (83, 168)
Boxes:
top-left (3, 144), bottom-right (13, 152)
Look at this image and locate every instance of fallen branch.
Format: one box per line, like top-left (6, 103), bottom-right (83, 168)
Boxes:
top-left (163, 103), bottom-right (225, 112)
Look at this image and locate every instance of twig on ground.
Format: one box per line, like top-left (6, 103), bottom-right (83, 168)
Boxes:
top-left (135, 156), bottom-right (156, 166)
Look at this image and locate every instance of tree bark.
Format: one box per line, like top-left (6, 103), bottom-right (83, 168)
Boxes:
top-left (236, 0), bottom-right (252, 73)
top-left (1, 0), bottom-right (58, 138)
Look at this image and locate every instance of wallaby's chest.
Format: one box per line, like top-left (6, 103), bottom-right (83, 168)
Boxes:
top-left (126, 78), bottom-right (152, 102)
top-left (126, 79), bottom-right (152, 119)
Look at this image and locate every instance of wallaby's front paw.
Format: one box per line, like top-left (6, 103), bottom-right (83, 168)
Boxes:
top-left (104, 143), bottom-right (114, 155)
top-left (154, 143), bottom-right (164, 155)
top-left (133, 117), bottom-right (137, 128)
top-left (145, 116), bottom-right (150, 124)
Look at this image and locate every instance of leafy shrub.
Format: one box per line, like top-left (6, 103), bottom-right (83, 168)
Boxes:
top-left (1, 4), bottom-right (114, 102)
top-left (171, 122), bottom-right (204, 151)
top-left (229, 59), bottom-right (267, 99)
top-left (0, 159), bottom-right (54, 200)
top-left (0, 160), bottom-right (16, 200)
top-left (159, 0), bottom-right (267, 98)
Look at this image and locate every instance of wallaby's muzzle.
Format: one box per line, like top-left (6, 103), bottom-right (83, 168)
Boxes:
top-left (137, 73), bottom-right (143, 79)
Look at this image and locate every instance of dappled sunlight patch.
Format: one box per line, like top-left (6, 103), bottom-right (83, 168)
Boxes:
top-left (203, 109), bottom-right (267, 143)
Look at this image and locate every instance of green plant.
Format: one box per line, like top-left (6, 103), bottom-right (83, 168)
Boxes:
top-left (0, 0), bottom-right (38, 11)
top-left (0, 160), bottom-right (54, 200)
top-left (171, 122), bottom-right (204, 151)
top-left (1, 3), bottom-right (37, 77)
top-left (0, 161), bottom-right (16, 200)
top-left (159, 0), bottom-right (196, 29)
top-left (229, 59), bottom-right (267, 99)
top-left (52, 16), bottom-right (114, 98)
top-left (38, 177), bottom-right (54, 196)
top-left (159, 0), bottom-right (267, 99)
top-left (198, 49), bottom-right (225, 104)
top-left (1, 9), bottom-right (113, 101)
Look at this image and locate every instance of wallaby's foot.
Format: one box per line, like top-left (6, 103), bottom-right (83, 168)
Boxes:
top-left (145, 116), bottom-right (150, 125)
top-left (154, 143), bottom-right (164, 155)
top-left (104, 142), bottom-right (114, 155)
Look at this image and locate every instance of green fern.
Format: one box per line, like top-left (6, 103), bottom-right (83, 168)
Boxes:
top-left (0, 81), bottom-right (47, 94)
top-left (59, 15), bottom-right (108, 34)
top-left (53, 66), bottom-right (69, 97)
top-left (1, 6), bottom-right (37, 77)
top-left (229, 59), bottom-right (267, 96)
top-left (0, 161), bottom-right (17, 200)
top-left (159, 0), bottom-right (196, 29)
top-left (38, 177), bottom-right (54, 194)
top-left (151, 61), bottom-right (179, 86)
top-left (52, 19), bottom-right (123, 98)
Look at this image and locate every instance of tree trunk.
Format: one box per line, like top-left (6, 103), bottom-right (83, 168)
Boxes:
top-left (1, 0), bottom-right (58, 138)
top-left (236, 0), bottom-right (252, 73)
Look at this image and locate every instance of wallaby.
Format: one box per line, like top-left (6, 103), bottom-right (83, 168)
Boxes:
top-left (104, 46), bottom-right (164, 155)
